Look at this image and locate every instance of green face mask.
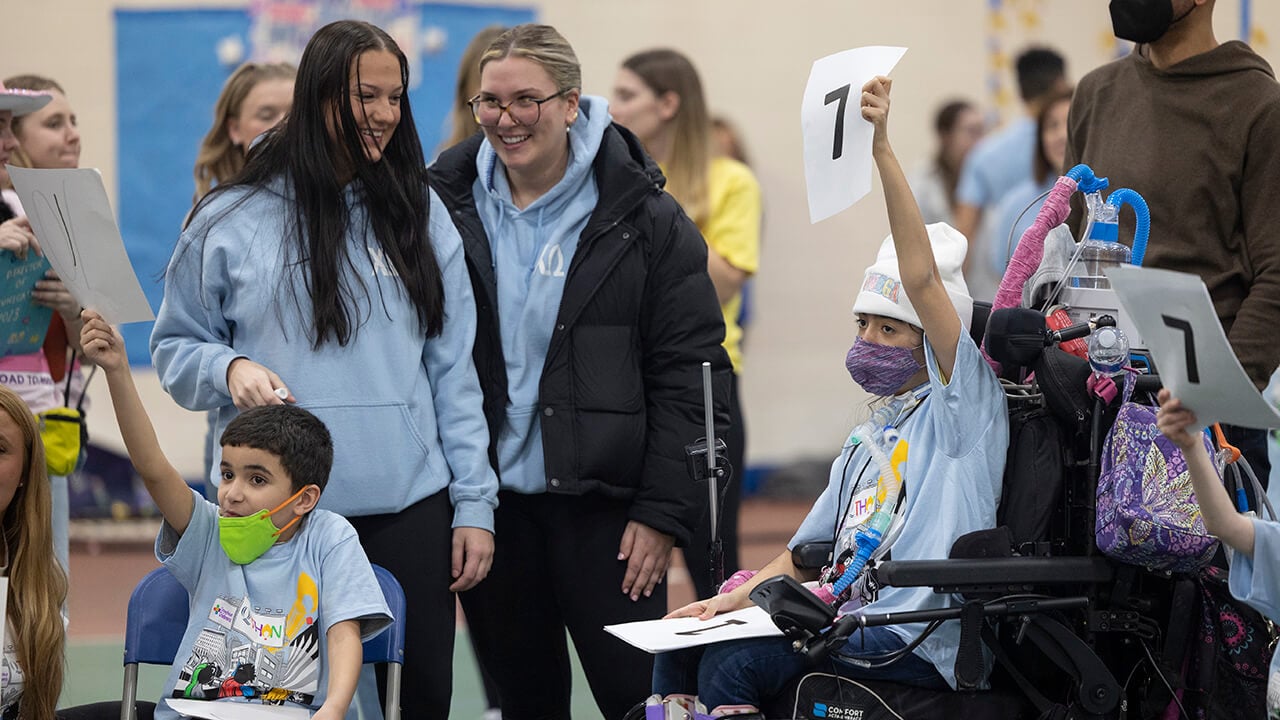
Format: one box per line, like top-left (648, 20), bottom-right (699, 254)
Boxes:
top-left (218, 485), bottom-right (311, 565)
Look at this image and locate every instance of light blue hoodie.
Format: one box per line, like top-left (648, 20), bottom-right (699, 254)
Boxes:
top-left (473, 95), bottom-right (610, 494)
top-left (151, 182), bottom-right (498, 530)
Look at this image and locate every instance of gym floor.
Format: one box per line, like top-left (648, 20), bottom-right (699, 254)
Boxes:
top-left (60, 498), bottom-right (813, 719)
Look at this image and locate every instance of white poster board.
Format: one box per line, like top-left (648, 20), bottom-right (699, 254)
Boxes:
top-left (5, 166), bottom-right (155, 324)
top-left (801, 46), bottom-right (907, 223)
top-left (1107, 265), bottom-right (1280, 429)
top-left (604, 605), bottom-right (782, 654)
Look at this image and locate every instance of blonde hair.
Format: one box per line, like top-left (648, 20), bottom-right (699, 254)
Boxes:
top-left (0, 386), bottom-right (67, 720)
top-left (192, 61), bottom-right (297, 202)
top-left (621, 49), bottom-right (711, 225)
top-left (479, 24), bottom-right (582, 95)
top-left (442, 25), bottom-right (508, 151)
top-left (2, 75), bottom-right (67, 182)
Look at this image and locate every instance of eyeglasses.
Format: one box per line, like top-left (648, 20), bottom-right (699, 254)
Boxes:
top-left (469, 88), bottom-right (571, 128)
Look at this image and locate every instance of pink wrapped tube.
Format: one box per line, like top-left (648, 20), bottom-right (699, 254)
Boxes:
top-left (991, 175), bottom-right (1079, 312)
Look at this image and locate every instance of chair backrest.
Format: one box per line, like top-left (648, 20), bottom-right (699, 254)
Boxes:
top-left (123, 566), bottom-right (188, 666)
top-left (970, 300), bottom-right (992, 347)
top-left (364, 564), bottom-right (406, 665)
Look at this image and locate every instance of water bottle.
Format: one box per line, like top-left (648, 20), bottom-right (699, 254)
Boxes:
top-left (1088, 325), bottom-right (1130, 377)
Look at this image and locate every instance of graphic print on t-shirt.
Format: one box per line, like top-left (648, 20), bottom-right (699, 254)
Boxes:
top-left (172, 572), bottom-right (321, 705)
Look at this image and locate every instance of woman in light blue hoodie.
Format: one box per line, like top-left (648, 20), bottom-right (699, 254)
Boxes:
top-left (150, 20), bottom-right (497, 719)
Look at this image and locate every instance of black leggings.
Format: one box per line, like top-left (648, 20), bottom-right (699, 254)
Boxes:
top-left (349, 490), bottom-right (457, 720)
top-left (461, 492), bottom-right (666, 720)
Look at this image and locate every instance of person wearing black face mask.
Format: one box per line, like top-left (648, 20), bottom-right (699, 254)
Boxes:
top-left (1109, 0), bottom-right (1198, 44)
top-left (1065, 0), bottom-right (1280, 496)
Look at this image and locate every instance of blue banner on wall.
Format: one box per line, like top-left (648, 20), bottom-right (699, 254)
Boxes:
top-left (114, 3), bottom-right (535, 365)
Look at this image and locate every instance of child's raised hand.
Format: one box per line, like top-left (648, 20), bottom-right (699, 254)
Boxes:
top-left (860, 75), bottom-right (892, 148)
top-left (1156, 388), bottom-right (1201, 453)
top-left (80, 309), bottom-right (127, 373)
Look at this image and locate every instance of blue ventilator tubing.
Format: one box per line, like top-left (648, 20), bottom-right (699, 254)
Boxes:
top-left (826, 433), bottom-right (909, 601)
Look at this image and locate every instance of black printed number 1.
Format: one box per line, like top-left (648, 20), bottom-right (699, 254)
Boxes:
top-left (825, 84), bottom-right (851, 160)
top-left (1161, 315), bottom-right (1200, 384)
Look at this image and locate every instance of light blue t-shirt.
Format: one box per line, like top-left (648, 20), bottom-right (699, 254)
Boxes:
top-left (153, 489), bottom-right (391, 720)
top-left (789, 331), bottom-right (1008, 689)
top-left (955, 117), bottom-right (1036, 211)
top-left (956, 117), bottom-right (1037, 301)
top-left (1227, 517), bottom-right (1280, 716)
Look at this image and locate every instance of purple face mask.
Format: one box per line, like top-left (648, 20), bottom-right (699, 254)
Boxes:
top-left (845, 337), bottom-right (924, 396)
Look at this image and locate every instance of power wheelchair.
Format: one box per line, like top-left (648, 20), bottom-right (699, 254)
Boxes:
top-left (635, 302), bottom-right (1248, 720)
top-left (743, 312), bottom-right (1255, 720)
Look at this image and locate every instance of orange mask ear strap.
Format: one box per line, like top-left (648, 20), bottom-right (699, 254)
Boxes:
top-left (272, 515), bottom-right (302, 539)
top-left (268, 484), bottom-right (314, 515)
top-left (267, 484), bottom-right (316, 537)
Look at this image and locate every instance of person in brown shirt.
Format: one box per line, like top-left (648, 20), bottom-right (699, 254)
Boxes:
top-left (1065, 0), bottom-right (1280, 486)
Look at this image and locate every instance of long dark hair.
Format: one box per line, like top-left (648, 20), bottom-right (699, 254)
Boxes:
top-left (186, 20), bottom-right (443, 347)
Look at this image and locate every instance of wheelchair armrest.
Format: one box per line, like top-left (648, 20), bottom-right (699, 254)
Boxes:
top-left (873, 556), bottom-right (1114, 593)
top-left (791, 542), bottom-right (833, 570)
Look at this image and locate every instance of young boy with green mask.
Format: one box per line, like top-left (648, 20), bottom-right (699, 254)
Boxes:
top-left (80, 310), bottom-right (391, 720)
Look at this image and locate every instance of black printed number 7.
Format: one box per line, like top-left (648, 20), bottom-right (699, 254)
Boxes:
top-left (825, 84), bottom-right (851, 160)
top-left (1161, 315), bottom-right (1200, 384)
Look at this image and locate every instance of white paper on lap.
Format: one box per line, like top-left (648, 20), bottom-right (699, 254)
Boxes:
top-left (801, 46), bottom-right (907, 224)
top-left (604, 604), bottom-right (783, 654)
top-left (1106, 265), bottom-right (1280, 430)
top-left (165, 699), bottom-right (312, 720)
top-left (5, 166), bottom-right (155, 324)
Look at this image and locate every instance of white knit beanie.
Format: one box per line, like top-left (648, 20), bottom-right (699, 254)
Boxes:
top-left (852, 222), bottom-right (974, 330)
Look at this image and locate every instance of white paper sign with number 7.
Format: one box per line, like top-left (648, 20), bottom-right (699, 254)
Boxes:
top-left (801, 46), bottom-right (907, 224)
top-left (1106, 265), bottom-right (1280, 430)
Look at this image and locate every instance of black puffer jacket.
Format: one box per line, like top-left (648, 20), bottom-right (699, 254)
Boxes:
top-left (429, 123), bottom-right (731, 546)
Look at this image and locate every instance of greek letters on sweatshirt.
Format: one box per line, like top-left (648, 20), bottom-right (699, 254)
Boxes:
top-left (472, 95), bottom-right (609, 493)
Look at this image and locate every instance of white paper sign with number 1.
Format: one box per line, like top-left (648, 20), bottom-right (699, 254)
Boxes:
top-left (801, 46), bottom-right (907, 224)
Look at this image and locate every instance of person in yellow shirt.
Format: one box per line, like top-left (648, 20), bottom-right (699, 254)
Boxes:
top-left (611, 48), bottom-right (762, 600)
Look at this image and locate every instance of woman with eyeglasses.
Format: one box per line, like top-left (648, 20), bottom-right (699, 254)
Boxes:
top-left (429, 23), bottom-right (731, 719)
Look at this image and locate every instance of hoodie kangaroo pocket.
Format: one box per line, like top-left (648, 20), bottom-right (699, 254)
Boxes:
top-left (298, 401), bottom-right (430, 503)
top-left (571, 325), bottom-right (643, 412)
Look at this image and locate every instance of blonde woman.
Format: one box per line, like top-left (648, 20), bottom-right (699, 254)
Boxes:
top-left (0, 385), bottom-right (68, 720)
top-left (430, 24), bottom-right (730, 719)
top-left (439, 24), bottom-right (507, 153)
top-left (192, 61), bottom-right (295, 201)
top-left (610, 48), bottom-right (761, 601)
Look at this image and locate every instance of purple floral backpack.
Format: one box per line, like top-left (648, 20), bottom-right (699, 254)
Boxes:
top-left (1094, 378), bottom-right (1219, 572)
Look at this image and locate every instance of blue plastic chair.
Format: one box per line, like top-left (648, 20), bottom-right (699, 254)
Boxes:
top-left (120, 564), bottom-right (406, 720)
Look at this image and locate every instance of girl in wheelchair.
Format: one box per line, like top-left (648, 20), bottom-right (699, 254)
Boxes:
top-left (650, 76), bottom-right (1009, 716)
